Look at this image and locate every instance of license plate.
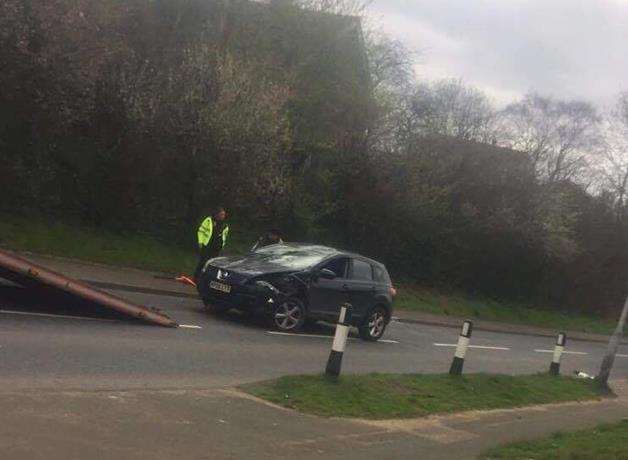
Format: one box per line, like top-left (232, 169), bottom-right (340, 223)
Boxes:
top-left (210, 281), bottom-right (231, 293)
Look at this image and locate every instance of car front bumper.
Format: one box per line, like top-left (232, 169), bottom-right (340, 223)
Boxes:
top-left (198, 270), bottom-right (280, 313)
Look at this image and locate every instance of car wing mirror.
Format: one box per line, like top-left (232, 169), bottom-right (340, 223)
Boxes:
top-left (318, 268), bottom-right (337, 280)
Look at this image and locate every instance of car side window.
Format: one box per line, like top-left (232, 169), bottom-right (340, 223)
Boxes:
top-left (321, 257), bottom-right (349, 279)
top-left (350, 259), bottom-right (373, 281)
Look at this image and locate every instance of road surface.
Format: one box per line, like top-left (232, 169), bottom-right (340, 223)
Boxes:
top-left (1, 284), bottom-right (627, 460)
top-left (1, 285), bottom-right (626, 390)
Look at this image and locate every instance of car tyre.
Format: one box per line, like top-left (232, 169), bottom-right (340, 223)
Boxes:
top-left (359, 305), bottom-right (388, 341)
top-left (271, 297), bottom-right (307, 332)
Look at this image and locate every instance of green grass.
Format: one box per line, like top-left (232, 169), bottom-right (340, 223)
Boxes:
top-left (0, 215), bottom-right (257, 273)
top-left (482, 419), bottom-right (628, 460)
top-left (241, 373), bottom-right (606, 420)
top-left (396, 285), bottom-right (621, 335)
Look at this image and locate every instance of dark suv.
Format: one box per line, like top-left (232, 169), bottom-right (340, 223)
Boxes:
top-left (197, 243), bottom-right (396, 341)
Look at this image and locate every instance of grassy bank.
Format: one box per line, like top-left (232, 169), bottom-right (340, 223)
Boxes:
top-left (0, 215), bottom-right (257, 273)
top-left (0, 216), bottom-right (196, 273)
top-left (0, 215), bottom-right (621, 334)
top-left (396, 286), bottom-right (620, 335)
top-left (241, 373), bottom-right (605, 420)
top-left (482, 419), bottom-right (628, 459)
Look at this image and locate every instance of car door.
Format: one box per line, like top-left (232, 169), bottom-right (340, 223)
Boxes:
top-left (347, 258), bottom-right (376, 321)
top-left (307, 256), bottom-right (350, 319)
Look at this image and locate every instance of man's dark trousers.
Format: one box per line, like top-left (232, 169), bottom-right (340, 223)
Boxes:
top-left (194, 245), bottom-right (219, 282)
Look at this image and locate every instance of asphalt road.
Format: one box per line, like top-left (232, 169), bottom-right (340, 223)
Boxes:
top-left (1, 286), bottom-right (626, 391)
top-left (2, 285), bottom-right (628, 460)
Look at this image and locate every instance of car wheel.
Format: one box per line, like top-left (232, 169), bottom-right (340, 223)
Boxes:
top-left (359, 305), bottom-right (388, 341)
top-left (272, 297), bottom-right (306, 332)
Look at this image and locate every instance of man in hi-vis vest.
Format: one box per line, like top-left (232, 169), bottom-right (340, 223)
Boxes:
top-left (194, 207), bottom-right (229, 282)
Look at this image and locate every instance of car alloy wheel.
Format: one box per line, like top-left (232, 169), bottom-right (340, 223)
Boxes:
top-left (359, 305), bottom-right (388, 341)
top-left (369, 309), bottom-right (386, 337)
top-left (273, 298), bottom-right (305, 331)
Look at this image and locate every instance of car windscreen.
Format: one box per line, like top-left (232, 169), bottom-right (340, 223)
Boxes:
top-left (248, 245), bottom-right (335, 271)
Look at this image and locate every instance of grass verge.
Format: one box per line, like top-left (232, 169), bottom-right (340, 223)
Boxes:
top-left (396, 286), bottom-right (620, 335)
top-left (0, 216), bottom-right (196, 273)
top-left (481, 419), bottom-right (628, 460)
top-left (241, 373), bottom-right (606, 420)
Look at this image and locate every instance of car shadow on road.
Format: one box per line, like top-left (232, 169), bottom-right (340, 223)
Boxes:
top-left (0, 283), bottom-right (145, 323)
top-left (200, 307), bottom-right (361, 338)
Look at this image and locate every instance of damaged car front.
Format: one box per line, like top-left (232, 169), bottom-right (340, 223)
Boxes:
top-left (197, 244), bottom-right (338, 328)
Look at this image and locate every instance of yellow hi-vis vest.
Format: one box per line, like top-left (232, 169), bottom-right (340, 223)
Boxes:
top-left (197, 217), bottom-right (229, 249)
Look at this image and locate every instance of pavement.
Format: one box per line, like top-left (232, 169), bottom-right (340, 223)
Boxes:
top-left (1, 382), bottom-right (626, 460)
top-left (1, 252), bottom-right (627, 459)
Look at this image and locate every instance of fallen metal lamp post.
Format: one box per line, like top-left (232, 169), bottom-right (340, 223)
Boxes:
top-left (0, 249), bottom-right (178, 328)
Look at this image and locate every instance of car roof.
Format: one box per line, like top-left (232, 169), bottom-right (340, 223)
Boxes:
top-left (281, 243), bottom-right (386, 269)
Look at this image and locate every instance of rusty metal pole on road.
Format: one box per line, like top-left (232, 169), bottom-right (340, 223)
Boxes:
top-left (0, 249), bottom-right (178, 327)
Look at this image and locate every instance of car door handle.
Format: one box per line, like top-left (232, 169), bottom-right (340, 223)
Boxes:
top-left (342, 284), bottom-right (350, 291)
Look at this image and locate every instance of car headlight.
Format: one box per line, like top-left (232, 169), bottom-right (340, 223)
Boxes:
top-left (202, 258), bottom-right (219, 273)
top-left (255, 280), bottom-right (280, 293)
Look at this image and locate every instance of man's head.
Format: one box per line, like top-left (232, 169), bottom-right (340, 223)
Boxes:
top-left (214, 207), bottom-right (227, 221)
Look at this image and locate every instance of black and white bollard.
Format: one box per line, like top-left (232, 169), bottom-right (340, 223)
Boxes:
top-left (325, 303), bottom-right (352, 378)
top-left (549, 332), bottom-right (566, 376)
top-left (449, 320), bottom-right (473, 376)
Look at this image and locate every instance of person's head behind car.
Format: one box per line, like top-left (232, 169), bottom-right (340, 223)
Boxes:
top-left (214, 207), bottom-right (227, 221)
top-left (266, 228), bottom-right (282, 244)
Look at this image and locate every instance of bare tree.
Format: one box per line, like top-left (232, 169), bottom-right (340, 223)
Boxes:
top-left (598, 92), bottom-right (628, 221)
top-left (404, 79), bottom-right (498, 144)
top-left (364, 29), bottom-right (415, 93)
top-left (291, 0), bottom-right (371, 16)
top-left (499, 93), bottom-right (601, 183)
top-left (266, 0), bottom-right (370, 16)
top-left (362, 29), bottom-right (416, 151)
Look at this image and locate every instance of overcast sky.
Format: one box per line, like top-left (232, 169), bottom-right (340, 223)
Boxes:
top-left (367, 0), bottom-right (628, 107)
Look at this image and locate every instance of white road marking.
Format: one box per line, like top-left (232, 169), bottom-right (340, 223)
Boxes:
top-left (534, 349), bottom-right (588, 355)
top-left (433, 343), bottom-right (511, 351)
top-left (617, 354), bottom-right (628, 358)
top-left (0, 309), bottom-right (202, 331)
top-left (267, 331), bottom-right (330, 339)
top-left (266, 331), bottom-right (399, 344)
top-left (0, 310), bottom-right (117, 322)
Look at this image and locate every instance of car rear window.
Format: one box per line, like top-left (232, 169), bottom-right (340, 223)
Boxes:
top-left (373, 264), bottom-right (391, 285)
top-left (351, 259), bottom-right (373, 281)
